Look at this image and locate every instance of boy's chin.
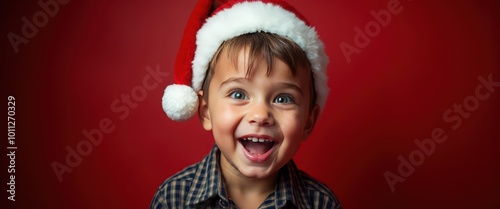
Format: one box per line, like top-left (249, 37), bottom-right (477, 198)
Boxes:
top-left (237, 167), bottom-right (277, 179)
top-left (234, 160), bottom-right (283, 179)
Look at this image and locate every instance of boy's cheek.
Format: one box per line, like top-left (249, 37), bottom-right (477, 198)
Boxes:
top-left (211, 104), bottom-right (243, 128)
top-left (278, 113), bottom-right (308, 140)
top-left (281, 121), bottom-right (306, 140)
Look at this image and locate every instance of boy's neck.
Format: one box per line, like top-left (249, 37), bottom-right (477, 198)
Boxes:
top-left (219, 154), bottom-right (278, 197)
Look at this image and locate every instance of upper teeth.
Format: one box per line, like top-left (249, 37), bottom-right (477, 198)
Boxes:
top-left (243, 137), bottom-right (272, 143)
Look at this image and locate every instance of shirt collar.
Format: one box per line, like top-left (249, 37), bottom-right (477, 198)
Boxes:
top-left (275, 160), bottom-right (312, 209)
top-left (185, 145), bottom-right (222, 207)
top-left (185, 145), bottom-right (312, 208)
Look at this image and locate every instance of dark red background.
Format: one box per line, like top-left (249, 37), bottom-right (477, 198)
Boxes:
top-left (2, 0), bottom-right (499, 208)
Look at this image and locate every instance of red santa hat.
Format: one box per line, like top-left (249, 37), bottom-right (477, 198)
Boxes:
top-left (162, 0), bottom-right (329, 121)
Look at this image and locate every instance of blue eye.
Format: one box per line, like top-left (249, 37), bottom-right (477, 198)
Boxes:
top-left (229, 90), bottom-right (248, 100)
top-left (274, 94), bottom-right (294, 104)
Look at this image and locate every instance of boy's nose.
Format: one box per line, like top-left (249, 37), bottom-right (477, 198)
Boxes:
top-left (247, 102), bottom-right (274, 126)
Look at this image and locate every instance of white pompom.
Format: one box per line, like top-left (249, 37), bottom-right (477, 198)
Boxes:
top-left (162, 84), bottom-right (199, 121)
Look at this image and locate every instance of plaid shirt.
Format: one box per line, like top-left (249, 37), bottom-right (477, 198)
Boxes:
top-left (151, 145), bottom-right (341, 209)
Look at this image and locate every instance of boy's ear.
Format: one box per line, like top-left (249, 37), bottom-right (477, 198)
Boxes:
top-left (197, 91), bottom-right (212, 131)
top-left (303, 104), bottom-right (320, 140)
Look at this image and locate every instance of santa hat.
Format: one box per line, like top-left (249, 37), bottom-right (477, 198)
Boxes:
top-left (162, 0), bottom-right (329, 121)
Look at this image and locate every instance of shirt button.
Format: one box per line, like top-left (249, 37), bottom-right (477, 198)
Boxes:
top-left (219, 199), bottom-right (228, 208)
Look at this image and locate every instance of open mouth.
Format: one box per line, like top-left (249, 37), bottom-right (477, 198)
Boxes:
top-left (239, 137), bottom-right (276, 155)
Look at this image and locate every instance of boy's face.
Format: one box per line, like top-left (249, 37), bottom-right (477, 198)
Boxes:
top-left (199, 48), bottom-right (319, 179)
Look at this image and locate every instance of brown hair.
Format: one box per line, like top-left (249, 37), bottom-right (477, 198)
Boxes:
top-left (201, 32), bottom-right (317, 111)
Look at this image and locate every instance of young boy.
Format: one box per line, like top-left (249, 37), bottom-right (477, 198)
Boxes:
top-left (152, 0), bottom-right (341, 208)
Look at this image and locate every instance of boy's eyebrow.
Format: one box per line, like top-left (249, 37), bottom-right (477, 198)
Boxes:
top-left (220, 77), bottom-right (247, 88)
top-left (275, 82), bottom-right (304, 96)
top-left (220, 77), bottom-right (304, 96)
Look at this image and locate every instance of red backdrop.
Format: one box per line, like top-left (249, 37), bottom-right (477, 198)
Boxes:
top-left (2, 0), bottom-right (499, 208)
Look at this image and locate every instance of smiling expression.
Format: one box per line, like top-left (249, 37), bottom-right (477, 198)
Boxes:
top-left (199, 43), bottom-right (319, 179)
